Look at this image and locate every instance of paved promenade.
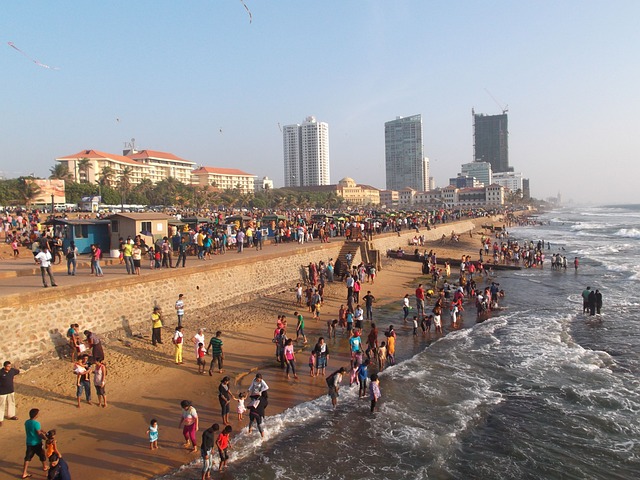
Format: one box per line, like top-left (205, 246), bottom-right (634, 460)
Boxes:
top-left (0, 239), bottom-right (342, 297)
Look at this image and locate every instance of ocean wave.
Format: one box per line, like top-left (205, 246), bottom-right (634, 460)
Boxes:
top-left (614, 228), bottom-right (640, 239)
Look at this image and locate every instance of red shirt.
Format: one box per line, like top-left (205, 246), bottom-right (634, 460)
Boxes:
top-left (415, 288), bottom-right (425, 301)
top-left (217, 432), bottom-right (230, 450)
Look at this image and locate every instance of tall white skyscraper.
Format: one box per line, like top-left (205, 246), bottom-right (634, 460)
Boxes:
top-left (283, 116), bottom-right (330, 187)
top-left (385, 114), bottom-right (426, 191)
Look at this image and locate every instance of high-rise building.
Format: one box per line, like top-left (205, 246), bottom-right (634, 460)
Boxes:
top-left (385, 114), bottom-right (427, 191)
top-left (473, 111), bottom-right (510, 173)
top-left (283, 116), bottom-right (330, 187)
top-left (461, 161), bottom-right (492, 187)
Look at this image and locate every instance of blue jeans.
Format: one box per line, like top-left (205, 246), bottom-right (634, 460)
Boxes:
top-left (93, 260), bottom-right (103, 276)
top-left (67, 257), bottom-right (76, 275)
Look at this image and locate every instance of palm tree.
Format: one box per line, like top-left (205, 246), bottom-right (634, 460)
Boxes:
top-left (16, 177), bottom-right (41, 207)
top-left (99, 166), bottom-right (115, 188)
top-left (77, 158), bottom-right (93, 183)
top-left (49, 163), bottom-right (72, 181)
top-left (118, 166), bottom-right (133, 205)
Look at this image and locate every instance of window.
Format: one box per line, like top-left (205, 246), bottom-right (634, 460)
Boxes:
top-left (141, 221), bottom-right (152, 233)
top-left (112, 220), bottom-right (119, 233)
top-left (74, 225), bottom-right (88, 238)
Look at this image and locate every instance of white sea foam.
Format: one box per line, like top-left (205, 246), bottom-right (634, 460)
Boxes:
top-left (614, 228), bottom-right (640, 239)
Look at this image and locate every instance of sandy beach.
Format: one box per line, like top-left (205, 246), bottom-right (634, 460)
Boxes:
top-left (0, 231), bottom-right (493, 479)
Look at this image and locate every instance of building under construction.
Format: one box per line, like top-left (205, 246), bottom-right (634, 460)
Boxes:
top-left (473, 110), bottom-right (511, 173)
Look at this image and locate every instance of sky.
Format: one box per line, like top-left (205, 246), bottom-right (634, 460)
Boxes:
top-left (1, 0), bottom-right (639, 205)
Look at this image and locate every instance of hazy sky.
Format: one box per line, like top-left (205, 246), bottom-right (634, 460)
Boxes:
top-left (2, 1), bottom-right (639, 204)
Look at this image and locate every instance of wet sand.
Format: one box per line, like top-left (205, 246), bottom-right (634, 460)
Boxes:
top-left (0, 231), bottom-right (492, 479)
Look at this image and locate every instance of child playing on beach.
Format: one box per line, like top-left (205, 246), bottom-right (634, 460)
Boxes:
top-left (377, 341), bottom-right (387, 371)
top-left (197, 343), bottom-right (207, 374)
top-left (308, 351), bottom-right (316, 377)
top-left (237, 393), bottom-right (246, 421)
top-left (11, 238), bottom-right (19, 257)
top-left (217, 425), bottom-right (232, 471)
top-left (327, 319), bottom-right (338, 339)
top-left (45, 429), bottom-right (61, 459)
top-left (147, 419), bottom-right (159, 450)
top-left (412, 316), bottom-right (419, 336)
top-left (349, 363), bottom-right (359, 386)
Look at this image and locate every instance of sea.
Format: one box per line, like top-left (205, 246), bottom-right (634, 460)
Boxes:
top-left (158, 204), bottom-right (640, 480)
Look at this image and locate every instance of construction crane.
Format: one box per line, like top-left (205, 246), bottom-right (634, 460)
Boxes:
top-left (484, 88), bottom-right (508, 114)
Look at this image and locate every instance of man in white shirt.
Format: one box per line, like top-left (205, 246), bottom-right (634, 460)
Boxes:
top-left (35, 245), bottom-right (57, 288)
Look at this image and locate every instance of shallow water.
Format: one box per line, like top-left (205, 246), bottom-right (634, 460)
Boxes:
top-left (158, 204), bottom-right (640, 480)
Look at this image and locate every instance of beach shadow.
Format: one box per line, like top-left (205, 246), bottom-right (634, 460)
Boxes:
top-left (121, 315), bottom-right (133, 337)
top-left (18, 382), bottom-right (72, 405)
top-left (61, 451), bottom-right (157, 477)
top-left (49, 327), bottom-right (70, 359)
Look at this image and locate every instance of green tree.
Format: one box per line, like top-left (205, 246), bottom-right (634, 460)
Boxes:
top-left (99, 166), bottom-right (116, 188)
top-left (118, 166), bottom-right (133, 205)
top-left (49, 163), bottom-right (72, 181)
top-left (16, 177), bottom-right (42, 207)
top-left (76, 158), bottom-right (93, 183)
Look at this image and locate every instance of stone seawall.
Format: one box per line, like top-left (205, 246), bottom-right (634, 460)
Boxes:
top-left (0, 216), bottom-right (497, 363)
top-left (0, 243), bottom-right (343, 362)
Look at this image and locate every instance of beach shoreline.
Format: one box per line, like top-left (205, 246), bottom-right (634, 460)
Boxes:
top-left (0, 228), bottom-right (499, 480)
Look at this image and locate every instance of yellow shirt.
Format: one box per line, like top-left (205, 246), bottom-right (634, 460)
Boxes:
top-left (152, 313), bottom-right (162, 328)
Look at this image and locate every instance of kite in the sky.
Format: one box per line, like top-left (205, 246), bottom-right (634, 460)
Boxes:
top-left (7, 42), bottom-right (60, 70)
top-left (239, 0), bottom-right (252, 24)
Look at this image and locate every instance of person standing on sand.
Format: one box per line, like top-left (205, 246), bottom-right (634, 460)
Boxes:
top-left (207, 331), bottom-right (224, 375)
top-left (172, 326), bottom-right (184, 364)
top-left (313, 337), bottom-right (329, 377)
top-left (93, 358), bottom-right (107, 408)
top-left (283, 338), bottom-right (298, 379)
top-left (178, 400), bottom-right (199, 453)
top-left (175, 294), bottom-right (185, 328)
top-left (22, 408), bottom-right (48, 479)
top-left (1, 360), bottom-right (20, 426)
top-left (218, 377), bottom-right (233, 426)
top-left (363, 291), bottom-right (376, 321)
top-left (151, 307), bottom-right (163, 346)
top-left (74, 354), bottom-right (91, 408)
top-left (326, 367), bottom-right (346, 409)
top-left (295, 312), bottom-right (308, 344)
top-left (35, 245), bottom-right (57, 288)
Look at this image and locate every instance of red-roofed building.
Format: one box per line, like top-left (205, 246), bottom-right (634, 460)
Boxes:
top-left (56, 149), bottom-right (148, 185)
top-left (191, 166), bottom-right (257, 194)
top-left (56, 148), bottom-right (196, 186)
top-left (124, 149), bottom-right (196, 185)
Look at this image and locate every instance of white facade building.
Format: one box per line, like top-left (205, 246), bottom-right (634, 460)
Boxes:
top-left (283, 116), bottom-right (330, 187)
top-left (492, 171), bottom-right (524, 195)
top-left (461, 161), bottom-right (492, 187)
